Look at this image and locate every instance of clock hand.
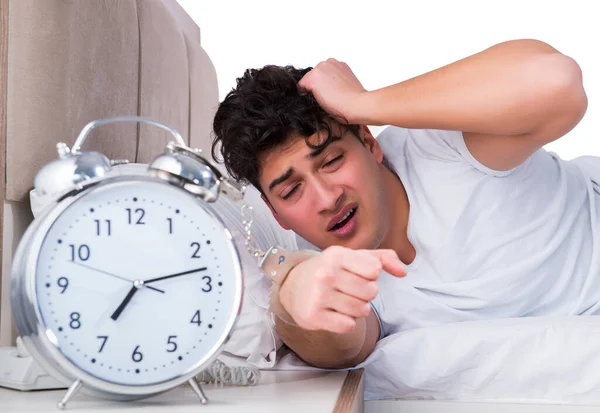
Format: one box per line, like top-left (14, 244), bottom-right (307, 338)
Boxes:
top-left (144, 267), bottom-right (207, 284)
top-left (70, 261), bottom-right (165, 293)
top-left (110, 285), bottom-right (138, 321)
top-left (110, 268), bottom-right (206, 320)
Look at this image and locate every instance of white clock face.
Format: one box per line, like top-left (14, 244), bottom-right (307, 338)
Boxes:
top-left (34, 178), bottom-right (241, 386)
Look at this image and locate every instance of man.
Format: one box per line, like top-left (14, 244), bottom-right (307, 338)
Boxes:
top-left (211, 39), bottom-right (590, 370)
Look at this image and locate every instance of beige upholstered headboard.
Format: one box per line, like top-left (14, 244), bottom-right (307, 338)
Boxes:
top-left (0, 0), bottom-right (219, 345)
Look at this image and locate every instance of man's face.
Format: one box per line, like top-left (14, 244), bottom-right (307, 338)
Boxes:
top-left (258, 125), bottom-right (391, 251)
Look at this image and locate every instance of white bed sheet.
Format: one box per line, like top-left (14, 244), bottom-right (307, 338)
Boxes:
top-left (361, 315), bottom-right (600, 404)
top-left (273, 315), bottom-right (600, 405)
top-left (364, 399), bottom-right (600, 413)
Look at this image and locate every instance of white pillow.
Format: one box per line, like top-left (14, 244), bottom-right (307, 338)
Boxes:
top-left (355, 315), bottom-right (600, 403)
top-left (273, 315), bottom-right (600, 403)
top-left (212, 184), bottom-right (298, 368)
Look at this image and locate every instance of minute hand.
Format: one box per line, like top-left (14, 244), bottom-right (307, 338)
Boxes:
top-left (144, 267), bottom-right (207, 284)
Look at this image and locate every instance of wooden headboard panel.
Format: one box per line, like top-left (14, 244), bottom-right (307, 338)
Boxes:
top-left (0, 0), bottom-right (219, 345)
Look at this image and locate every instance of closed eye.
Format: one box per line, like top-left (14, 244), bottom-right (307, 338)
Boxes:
top-left (281, 185), bottom-right (299, 200)
top-left (323, 155), bottom-right (343, 168)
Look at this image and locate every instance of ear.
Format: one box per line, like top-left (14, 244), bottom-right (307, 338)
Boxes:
top-left (360, 125), bottom-right (384, 163)
top-left (260, 194), bottom-right (292, 230)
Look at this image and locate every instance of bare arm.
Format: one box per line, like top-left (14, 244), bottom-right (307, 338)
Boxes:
top-left (358, 40), bottom-right (586, 134)
top-left (300, 39), bottom-right (588, 171)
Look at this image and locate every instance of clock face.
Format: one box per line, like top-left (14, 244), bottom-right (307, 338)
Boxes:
top-left (34, 178), bottom-right (242, 386)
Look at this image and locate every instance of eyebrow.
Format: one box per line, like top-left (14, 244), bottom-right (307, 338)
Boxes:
top-left (307, 135), bottom-right (342, 159)
top-left (267, 135), bottom-right (344, 193)
top-left (268, 168), bottom-right (293, 192)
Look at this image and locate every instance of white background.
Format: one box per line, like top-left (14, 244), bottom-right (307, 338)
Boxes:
top-left (177, 0), bottom-right (599, 160)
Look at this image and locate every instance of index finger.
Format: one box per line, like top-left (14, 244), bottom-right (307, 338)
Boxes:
top-left (337, 249), bottom-right (384, 281)
top-left (367, 250), bottom-right (407, 278)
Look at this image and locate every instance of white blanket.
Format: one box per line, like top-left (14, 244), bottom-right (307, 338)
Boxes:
top-left (275, 315), bottom-right (600, 404)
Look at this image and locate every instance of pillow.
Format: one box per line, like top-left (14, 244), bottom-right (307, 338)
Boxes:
top-left (212, 183), bottom-right (299, 368)
top-left (356, 315), bottom-right (600, 403)
top-left (272, 312), bottom-right (600, 403)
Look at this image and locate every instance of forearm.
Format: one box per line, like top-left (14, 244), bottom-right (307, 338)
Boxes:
top-left (357, 39), bottom-right (584, 135)
top-left (274, 313), bottom-right (367, 369)
top-left (273, 277), bottom-right (368, 369)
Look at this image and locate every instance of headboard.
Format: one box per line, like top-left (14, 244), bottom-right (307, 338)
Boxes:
top-left (0, 0), bottom-right (219, 345)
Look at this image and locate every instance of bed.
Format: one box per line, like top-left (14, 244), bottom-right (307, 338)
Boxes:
top-left (1, 1), bottom-right (600, 412)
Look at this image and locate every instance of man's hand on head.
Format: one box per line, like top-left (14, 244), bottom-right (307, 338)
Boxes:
top-left (298, 59), bottom-right (372, 125)
top-left (278, 245), bottom-right (406, 335)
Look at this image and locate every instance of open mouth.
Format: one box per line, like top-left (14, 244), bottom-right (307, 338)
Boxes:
top-left (329, 207), bottom-right (357, 231)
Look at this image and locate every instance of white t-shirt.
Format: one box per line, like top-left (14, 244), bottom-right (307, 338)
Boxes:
top-left (370, 126), bottom-right (600, 336)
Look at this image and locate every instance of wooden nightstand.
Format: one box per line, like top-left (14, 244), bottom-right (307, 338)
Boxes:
top-left (0, 369), bottom-right (364, 412)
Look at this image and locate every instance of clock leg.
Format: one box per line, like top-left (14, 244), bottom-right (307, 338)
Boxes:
top-left (57, 379), bottom-right (82, 410)
top-left (188, 377), bottom-right (208, 405)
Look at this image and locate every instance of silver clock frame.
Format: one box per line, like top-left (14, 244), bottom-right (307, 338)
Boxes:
top-left (9, 117), bottom-right (245, 408)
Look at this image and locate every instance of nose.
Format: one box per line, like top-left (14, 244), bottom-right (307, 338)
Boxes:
top-left (312, 176), bottom-right (343, 213)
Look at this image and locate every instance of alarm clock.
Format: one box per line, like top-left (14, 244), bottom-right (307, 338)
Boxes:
top-left (10, 116), bottom-right (247, 409)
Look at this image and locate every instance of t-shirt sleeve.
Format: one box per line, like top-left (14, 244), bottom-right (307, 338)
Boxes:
top-left (418, 129), bottom-right (522, 177)
top-left (378, 126), bottom-right (524, 178)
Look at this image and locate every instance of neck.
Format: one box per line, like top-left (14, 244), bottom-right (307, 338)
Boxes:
top-left (379, 165), bottom-right (415, 265)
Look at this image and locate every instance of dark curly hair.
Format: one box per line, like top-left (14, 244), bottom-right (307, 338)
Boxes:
top-left (211, 65), bottom-right (362, 192)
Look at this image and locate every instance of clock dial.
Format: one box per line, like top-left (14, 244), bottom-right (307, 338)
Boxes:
top-left (34, 179), bottom-right (241, 386)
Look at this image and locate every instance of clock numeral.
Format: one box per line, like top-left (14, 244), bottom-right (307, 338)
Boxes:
top-left (69, 312), bottom-right (81, 329)
top-left (167, 335), bottom-right (178, 352)
top-left (167, 218), bottom-right (173, 234)
top-left (190, 242), bottom-right (201, 258)
top-left (97, 336), bottom-right (108, 353)
top-left (94, 219), bottom-right (112, 236)
top-left (202, 275), bottom-right (212, 293)
top-left (69, 244), bottom-right (90, 262)
top-left (126, 208), bottom-right (145, 225)
top-left (190, 310), bottom-right (202, 326)
top-left (57, 277), bottom-right (69, 294)
top-left (132, 345), bottom-right (143, 362)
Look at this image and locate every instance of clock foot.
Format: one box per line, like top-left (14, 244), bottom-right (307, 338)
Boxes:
top-left (57, 379), bottom-right (82, 410)
top-left (188, 378), bottom-right (208, 404)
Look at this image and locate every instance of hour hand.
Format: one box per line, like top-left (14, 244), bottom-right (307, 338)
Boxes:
top-left (111, 286), bottom-right (138, 321)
